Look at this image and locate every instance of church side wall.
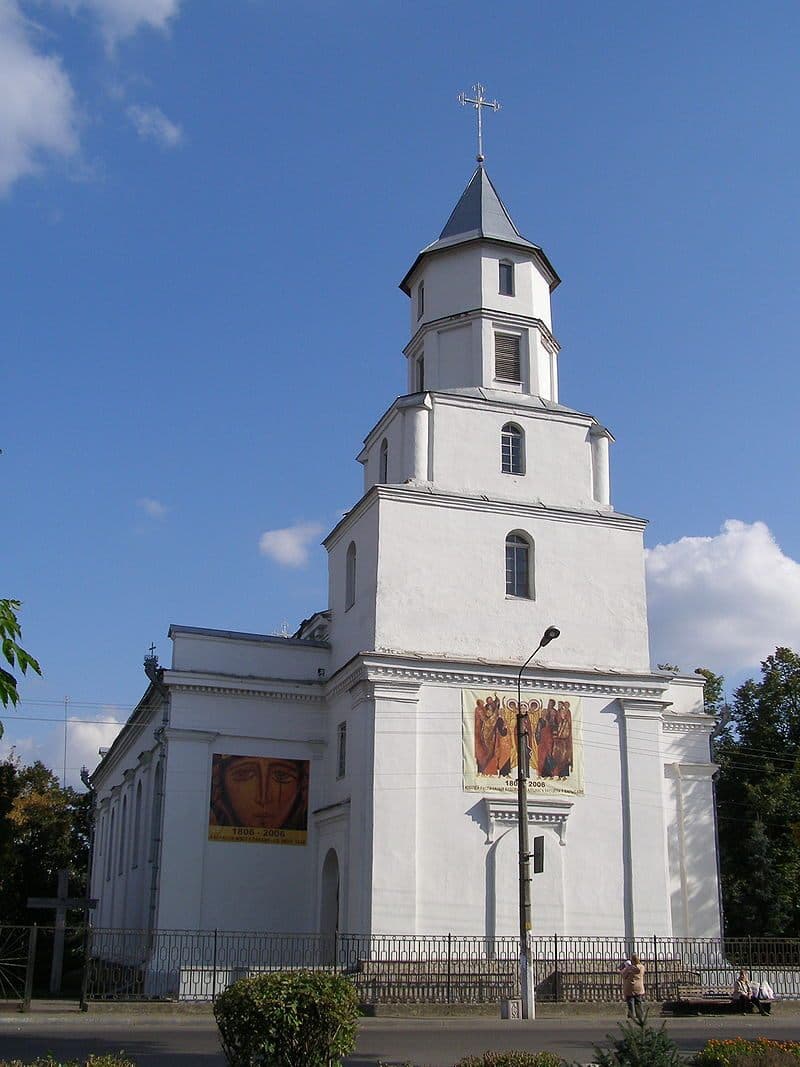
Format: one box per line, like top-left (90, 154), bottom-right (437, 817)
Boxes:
top-left (155, 688), bottom-right (324, 932)
top-left (373, 495), bottom-right (650, 672)
top-left (312, 684), bottom-right (375, 936)
top-left (327, 498), bottom-right (379, 673)
top-left (368, 677), bottom-right (683, 937)
top-left (430, 400), bottom-right (595, 509)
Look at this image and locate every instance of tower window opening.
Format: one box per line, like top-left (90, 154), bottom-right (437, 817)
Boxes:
top-left (495, 332), bottom-right (521, 383)
top-left (379, 438), bottom-right (388, 483)
top-left (345, 542), bottom-right (357, 610)
top-left (417, 281), bottom-right (424, 320)
top-left (499, 260), bottom-right (514, 296)
top-left (501, 423), bottom-right (524, 475)
top-left (416, 356), bottom-right (425, 392)
top-left (505, 532), bottom-right (533, 598)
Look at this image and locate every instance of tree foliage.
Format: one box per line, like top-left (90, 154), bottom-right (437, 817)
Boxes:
top-left (715, 648), bottom-right (800, 936)
top-left (0, 599), bottom-right (41, 737)
top-left (0, 755), bottom-right (90, 923)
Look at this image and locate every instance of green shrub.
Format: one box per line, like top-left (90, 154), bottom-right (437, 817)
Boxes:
top-left (592, 1017), bottom-right (687, 1066)
top-left (213, 969), bottom-right (360, 1067)
top-left (694, 1038), bottom-right (800, 1065)
top-left (452, 1053), bottom-right (565, 1066)
top-left (452, 1054), bottom-right (564, 1067)
top-left (0, 1057), bottom-right (135, 1067)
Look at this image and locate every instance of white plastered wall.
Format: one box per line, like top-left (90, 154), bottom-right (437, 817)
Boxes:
top-left (373, 493), bottom-right (651, 672)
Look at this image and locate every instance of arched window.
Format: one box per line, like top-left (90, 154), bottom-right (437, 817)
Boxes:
top-left (106, 808), bottom-right (116, 881)
top-left (379, 439), bottom-right (388, 483)
top-left (506, 533), bottom-right (533, 598)
top-left (417, 280), bottom-right (424, 320)
top-left (132, 781), bottom-right (142, 869)
top-left (119, 795), bottom-right (128, 875)
top-left (345, 542), bottom-right (356, 610)
top-left (501, 423), bottom-right (524, 475)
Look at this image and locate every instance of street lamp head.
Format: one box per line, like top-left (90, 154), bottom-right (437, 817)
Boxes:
top-left (540, 626), bottom-right (560, 647)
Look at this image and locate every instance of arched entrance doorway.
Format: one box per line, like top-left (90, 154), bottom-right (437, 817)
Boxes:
top-left (319, 848), bottom-right (340, 964)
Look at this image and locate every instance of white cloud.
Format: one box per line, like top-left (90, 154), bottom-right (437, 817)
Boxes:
top-left (259, 522), bottom-right (324, 569)
top-left (646, 520), bottom-right (800, 677)
top-left (0, 710), bottom-right (124, 789)
top-left (126, 102), bottom-right (182, 147)
top-left (136, 496), bottom-right (169, 518)
top-left (0, 1), bottom-right (79, 195)
top-left (49, 0), bottom-right (181, 48)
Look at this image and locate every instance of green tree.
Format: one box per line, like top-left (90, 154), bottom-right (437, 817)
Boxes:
top-left (0, 755), bottom-right (91, 923)
top-left (0, 598), bottom-right (42, 737)
top-left (715, 648), bottom-right (800, 936)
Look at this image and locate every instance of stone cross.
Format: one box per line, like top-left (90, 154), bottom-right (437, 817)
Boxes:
top-left (28, 869), bottom-right (97, 994)
top-left (457, 82), bottom-right (501, 163)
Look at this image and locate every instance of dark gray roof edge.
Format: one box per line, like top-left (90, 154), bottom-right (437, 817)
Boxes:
top-left (400, 236), bottom-right (560, 295)
top-left (167, 624), bottom-right (329, 649)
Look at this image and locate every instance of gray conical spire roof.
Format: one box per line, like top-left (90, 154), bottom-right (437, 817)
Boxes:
top-left (439, 166), bottom-right (524, 243)
top-left (400, 166), bottom-right (559, 293)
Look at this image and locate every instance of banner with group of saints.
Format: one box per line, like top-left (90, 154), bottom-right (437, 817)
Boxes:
top-left (462, 689), bottom-right (583, 796)
top-left (208, 754), bottom-right (310, 845)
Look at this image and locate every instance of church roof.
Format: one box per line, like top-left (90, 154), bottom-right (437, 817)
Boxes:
top-left (400, 166), bottom-right (560, 294)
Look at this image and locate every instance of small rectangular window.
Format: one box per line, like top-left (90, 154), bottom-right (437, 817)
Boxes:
top-left (417, 281), bottom-right (424, 321)
top-left (495, 333), bottom-right (521, 382)
top-left (417, 356), bottom-right (425, 392)
top-left (499, 261), bottom-right (514, 296)
top-left (337, 722), bottom-right (347, 779)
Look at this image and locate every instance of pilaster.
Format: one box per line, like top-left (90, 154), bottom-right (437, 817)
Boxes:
top-left (618, 698), bottom-right (673, 937)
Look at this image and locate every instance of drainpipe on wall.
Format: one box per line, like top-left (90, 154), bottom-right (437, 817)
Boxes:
top-left (144, 653), bottom-right (170, 943)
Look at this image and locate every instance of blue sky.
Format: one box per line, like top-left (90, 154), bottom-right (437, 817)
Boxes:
top-left (3, 1), bottom-right (800, 785)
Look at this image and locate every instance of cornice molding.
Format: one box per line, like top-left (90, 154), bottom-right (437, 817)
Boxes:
top-left (662, 718), bottom-right (714, 734)
top-left (373, 484), bottom-right (647, 532)
top-left (404, 307), bottom-right (560, 356)
top-left (482, 796), bottom-right (573, 845)
top-left (665, 762), bottom-right (719, 780)
top-left (333, 659), bottom-right (669, 700)
top-left (168, 679), bottom-right (325, 705)
top-left (618, 698), bottom-right (672, 721)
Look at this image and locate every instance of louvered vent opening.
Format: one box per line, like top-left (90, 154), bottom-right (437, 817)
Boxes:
top-left (495, 332), bottom-right (521, 382)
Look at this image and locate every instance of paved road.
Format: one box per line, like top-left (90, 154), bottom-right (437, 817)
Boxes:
top-left (2, 1011), bottom-right (800, 1065)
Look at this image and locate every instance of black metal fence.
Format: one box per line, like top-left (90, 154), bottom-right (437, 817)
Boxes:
top-left (81, 930), bottom-right (800, 1005)
top-left (3, 927), bottom-right (800, 1007)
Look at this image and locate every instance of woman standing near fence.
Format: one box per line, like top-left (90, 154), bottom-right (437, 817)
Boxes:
top-left (621, 954), bottom-right (646, 1022)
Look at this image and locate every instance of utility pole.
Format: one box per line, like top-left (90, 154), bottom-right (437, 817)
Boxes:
top-left (516, 626), bottom-right (560, 1020)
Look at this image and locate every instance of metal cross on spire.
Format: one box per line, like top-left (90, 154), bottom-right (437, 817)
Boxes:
top-left (457, 82), bottom-right (501, 164)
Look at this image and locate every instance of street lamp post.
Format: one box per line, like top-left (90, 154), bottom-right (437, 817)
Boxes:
top-left (516, 625), bottom-right (560, 1020)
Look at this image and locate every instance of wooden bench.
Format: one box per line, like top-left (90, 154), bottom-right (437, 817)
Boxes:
top-left (668, 983), bottom-right (742, 1015)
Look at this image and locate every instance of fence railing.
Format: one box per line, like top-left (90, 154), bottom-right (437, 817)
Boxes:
top-left (81, 930), bottom-right (800, 1005)
top-left (3, 927), bottom-right (800, 1006)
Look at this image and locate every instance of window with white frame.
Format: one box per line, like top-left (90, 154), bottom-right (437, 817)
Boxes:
top-left (495, 332), bottom-right (521, 382)
top-left (416, 355), bottom-right (425, 392)
top-left (337, 721), bottom-right (347, 779)
top-left (501, 423), bottom-right (524, 475)
top-left (499, 260), bottom-right (514, 296)
top-left (379, 438), bottom-right (388, 482)
top-left (417, 281), bottom-right (424, 320)
top-left (132, 780), bottom-right (142, 869)
top-left (345, 542), bottom-right (356, 610)
top-left (505, 532), bottom-right (533, 598)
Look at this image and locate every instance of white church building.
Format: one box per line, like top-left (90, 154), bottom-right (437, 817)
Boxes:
top-left (90, 161), bottom-right (722, 944)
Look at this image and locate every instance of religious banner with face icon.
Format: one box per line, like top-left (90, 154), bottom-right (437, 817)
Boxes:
top-left (462, 690), bottom-right (583, 796)
top-left (208, 754), bottom-right (310, 844)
